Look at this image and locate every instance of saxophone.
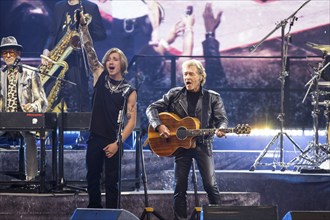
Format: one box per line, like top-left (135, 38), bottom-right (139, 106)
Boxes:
top-left (43, 60), bottom-right (69, 112)
top-left (39, 12), bottom-right (92, 112)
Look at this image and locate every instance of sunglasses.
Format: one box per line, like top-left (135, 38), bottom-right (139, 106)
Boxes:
top-left (1, 50), bottom-right (18, 57)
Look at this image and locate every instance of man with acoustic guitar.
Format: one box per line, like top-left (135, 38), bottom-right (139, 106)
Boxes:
top-left (146, 59), bottom-right (228, 219)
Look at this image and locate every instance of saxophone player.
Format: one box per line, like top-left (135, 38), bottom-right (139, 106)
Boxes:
top-left (42, 0), bottom-right (106, 112)
top-left (0, 36), bottom-right (48, 182)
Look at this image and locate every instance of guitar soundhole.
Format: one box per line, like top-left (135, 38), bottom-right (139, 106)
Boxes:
top-left (176, 127), bottom-right (187, 140)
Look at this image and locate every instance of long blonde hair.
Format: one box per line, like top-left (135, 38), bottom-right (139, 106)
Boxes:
top-left (102, 48), bottom-right (128, 76)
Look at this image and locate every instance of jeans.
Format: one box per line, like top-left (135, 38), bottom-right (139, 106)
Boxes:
top-left (86, 133), bottom-right (119, 208)
top-left (173, 144), bottom-right (220, 220)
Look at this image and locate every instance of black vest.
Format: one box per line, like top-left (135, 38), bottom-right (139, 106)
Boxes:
top-left (90, 71), bottom-right (134, 140)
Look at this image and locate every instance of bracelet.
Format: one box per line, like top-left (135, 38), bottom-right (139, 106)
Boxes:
top-left (159, 39), bottom-right (169, 49)
top-left (206, 32), bottom-right (215, 38)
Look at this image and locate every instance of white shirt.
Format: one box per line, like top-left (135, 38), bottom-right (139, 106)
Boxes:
top-left (111, 1), bottom-right (149, 19)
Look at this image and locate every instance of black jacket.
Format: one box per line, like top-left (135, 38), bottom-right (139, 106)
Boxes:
top-left (146, 87), bottom-right (228, 144)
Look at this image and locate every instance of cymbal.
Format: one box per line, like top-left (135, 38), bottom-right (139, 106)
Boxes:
top-left (306, 42), bottom-right (330, 54)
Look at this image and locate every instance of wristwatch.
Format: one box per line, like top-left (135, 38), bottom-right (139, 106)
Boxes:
top-left (205, 32), bottom-right (215, 38)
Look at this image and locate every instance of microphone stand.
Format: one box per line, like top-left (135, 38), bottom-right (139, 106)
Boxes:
top-left (116, 90), bottom-right (129, 208)
top-left (77, 24), bottom-right (90, 78)
top-left (22, 63), bottom-right (76, 86)
top-left (249, 0), bottom-right (311, 53)
top-left (249, 0), bottom-right (310, 171)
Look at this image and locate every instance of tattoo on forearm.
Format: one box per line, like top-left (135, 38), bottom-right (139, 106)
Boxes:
top-left (82, 27), bottom-right (100, 72)
top-left (86, 46), bottom-right (99, 72)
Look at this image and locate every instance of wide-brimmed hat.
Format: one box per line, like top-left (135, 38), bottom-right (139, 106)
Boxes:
top-left (0, 36), bottom-right (23, 52)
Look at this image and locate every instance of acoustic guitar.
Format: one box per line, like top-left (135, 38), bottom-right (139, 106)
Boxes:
top-left (147, 112), bottom-right (251, 157)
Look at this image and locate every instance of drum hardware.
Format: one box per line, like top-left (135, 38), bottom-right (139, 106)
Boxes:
top-left (306, 42), bottom-right (330, 55)
top-left (318, 81), bottom-right (330, 87)
top-left (283, 57), bottom-right (330, 172)
top-left (249, 0), bottom-right (311, 171)
top-left (306, 42), bottom-right (330, 81)
top-left (312, 100), bottom-right (330, 106)
top-left (319, 91), bottom-right (330, 96)
top-left (302, 60), bottom-right (330, 104)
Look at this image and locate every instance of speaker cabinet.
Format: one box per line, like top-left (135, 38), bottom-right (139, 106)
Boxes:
top-left (201, 205), bottom-right (278, 220)
top-left (70, 208), bottom-right (139, 220)
top-left (282, 211), bottom-right (330, 220)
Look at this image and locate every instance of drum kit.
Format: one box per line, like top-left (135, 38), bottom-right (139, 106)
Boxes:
top-left (287, 42), bottom-right (330, 171)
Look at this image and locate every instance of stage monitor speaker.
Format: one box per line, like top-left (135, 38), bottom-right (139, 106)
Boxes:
top-left (70, 208), bottom-right (139, 220)
top-left (201, 205), bottom-right (278, 220)
top-left (282, 211), bottom-right (330, 220)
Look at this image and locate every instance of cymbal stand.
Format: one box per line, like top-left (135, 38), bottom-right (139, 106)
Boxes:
top-left (250, 0), bottom-right (311, 171)
top-left (284, 61), bottom-right (330, 171)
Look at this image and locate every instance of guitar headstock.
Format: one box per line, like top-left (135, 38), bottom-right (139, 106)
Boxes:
top-left (234, 124), bottom-right (251, 134)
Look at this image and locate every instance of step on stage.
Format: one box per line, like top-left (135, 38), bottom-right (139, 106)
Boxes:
top-left (0, 190), bottom-right (260, 220)
top-left (0, 170), bottom-right (329, 220)
top-left (0, 149), bottom-right (329, 219)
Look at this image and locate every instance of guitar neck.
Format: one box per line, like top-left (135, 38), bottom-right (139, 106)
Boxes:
top-left (187, 128), bottom-right (235, 136)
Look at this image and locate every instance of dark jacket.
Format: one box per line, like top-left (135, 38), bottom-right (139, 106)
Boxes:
top-left (146, 87), bottom-right (228, 144)
top-left (44, 0), bottom-right (106, 50)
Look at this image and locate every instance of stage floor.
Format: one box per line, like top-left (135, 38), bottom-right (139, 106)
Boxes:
top-left (0, 170), bottom-right (329, 220)
top-left (0, 135), bottom-right (329, 220)
top-left (0, 190), bottom-right (261, 220)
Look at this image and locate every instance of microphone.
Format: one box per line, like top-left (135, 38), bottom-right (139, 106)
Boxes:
top-left (118, 86), bottom-right (131, 124)
top-left (122, 86), bottom-right (131, 97)
top-left (75, 9), bottom-right (81, 30)
top-left (117, 110), bottom-right (123, 124)
top-left (15, 56), bottom-right (23, 73)
top-left (13, 56), bottom-right (21, 68)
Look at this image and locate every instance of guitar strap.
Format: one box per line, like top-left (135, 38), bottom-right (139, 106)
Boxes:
top-left (201, 89), bottom-right (209, 129)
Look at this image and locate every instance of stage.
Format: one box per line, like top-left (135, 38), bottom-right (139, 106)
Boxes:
top-left (0, 146), bottom-right (329, 220)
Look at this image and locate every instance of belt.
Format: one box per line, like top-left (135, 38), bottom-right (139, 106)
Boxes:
top-left (114, 15), bottom-right (148, 33)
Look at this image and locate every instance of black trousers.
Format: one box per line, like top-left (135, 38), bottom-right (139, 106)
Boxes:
top-left (173, 144), bottom-right (221, 220)
top-left (86, 133), bottom-right (119, 208)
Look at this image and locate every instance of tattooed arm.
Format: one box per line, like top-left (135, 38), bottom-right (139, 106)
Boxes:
top-left (80, 14), bottom-right (104, 86)
top-left (121, 91), bottom-right (137, 142)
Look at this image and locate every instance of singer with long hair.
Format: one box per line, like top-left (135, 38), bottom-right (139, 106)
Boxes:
top-left (78, 13), bottom-right (137, 208)
top-left (0, 36), bottom-right (48, 182)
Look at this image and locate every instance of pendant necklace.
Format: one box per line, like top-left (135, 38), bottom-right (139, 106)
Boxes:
top-left (107, 76), bottom-right (124, 94)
